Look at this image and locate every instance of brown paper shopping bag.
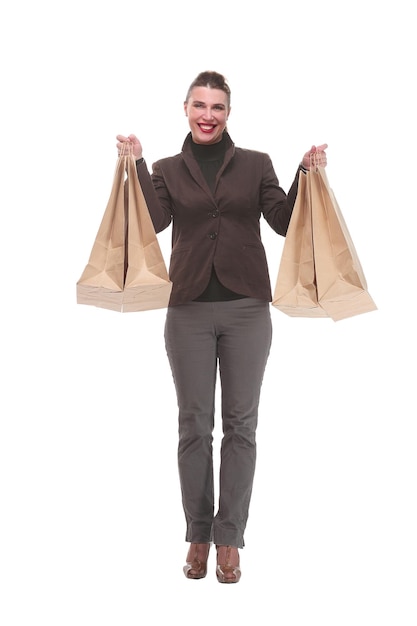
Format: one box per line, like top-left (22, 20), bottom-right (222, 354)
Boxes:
top-left (77, 149), bottom-right (172, 312)
top-left (272, 171), bottom-right (328, 317)
top-left (308, 166), bottom-right (377, 321)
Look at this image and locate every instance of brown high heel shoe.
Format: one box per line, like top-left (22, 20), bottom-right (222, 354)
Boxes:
top-left (216, 545), bottom-right (241, 583)
top-left (183, 543), bottom-right (211, 579)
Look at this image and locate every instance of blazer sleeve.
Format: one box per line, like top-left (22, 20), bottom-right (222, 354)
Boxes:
top-left (260, 155), bottom-right (302, 236)
top-left (136, 159), bottom-right (172, 233)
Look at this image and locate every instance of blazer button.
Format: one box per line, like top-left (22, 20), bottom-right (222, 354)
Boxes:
top-left (208, 232), bottom-right (218, 240)
top-left (211, 210), bottom-right (219, 218)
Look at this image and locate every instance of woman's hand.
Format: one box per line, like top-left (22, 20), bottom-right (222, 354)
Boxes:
top-left (302, 143), bottom-right (328, 169)
top-left (116, 134), bottom-right (143, 160)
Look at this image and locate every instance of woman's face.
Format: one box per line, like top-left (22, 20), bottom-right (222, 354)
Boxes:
top-left (184, 86), bottom-right (230, 145)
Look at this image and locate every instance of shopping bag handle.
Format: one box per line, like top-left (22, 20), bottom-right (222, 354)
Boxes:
top-left (118, 141), bottom-right (134, 158)
top-left (309, 151), bottom-right (326, 171)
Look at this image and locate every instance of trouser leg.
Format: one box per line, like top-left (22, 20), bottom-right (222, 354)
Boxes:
top-left (213, 298), bottom-right (272, 548)
top-left (164, 302), bottom-right (217, 543)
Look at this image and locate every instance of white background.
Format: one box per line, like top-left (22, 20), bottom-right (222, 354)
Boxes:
top-left (1, 1), bottom-right (416, 624)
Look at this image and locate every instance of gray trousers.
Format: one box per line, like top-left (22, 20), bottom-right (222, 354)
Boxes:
top-left (164, 298), bottom-right (272, 548)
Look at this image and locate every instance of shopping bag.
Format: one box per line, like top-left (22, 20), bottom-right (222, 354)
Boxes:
top-left (309, 166), bottom-right (377, 321)
top-left (272, 171), bottom-right (329, 317)
top-left (76, 148), bottom-right (172, 312)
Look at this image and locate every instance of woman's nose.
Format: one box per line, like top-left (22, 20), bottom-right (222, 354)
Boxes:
top-left (203, 107), bottom-right (214, 119)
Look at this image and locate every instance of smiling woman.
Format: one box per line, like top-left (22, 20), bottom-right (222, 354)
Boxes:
top-left (116, 70), bottom-right (327, 584)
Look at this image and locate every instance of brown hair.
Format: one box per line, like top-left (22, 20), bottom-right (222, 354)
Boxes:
top-left (185, 71), bottom-right (231, 108)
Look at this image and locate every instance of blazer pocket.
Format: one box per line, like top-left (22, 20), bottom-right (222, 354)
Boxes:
top-left (170, 245), bottom-right (191, 257)
top-left (242, 242), bottom-right (264, 252)
top-left (169, 246), bottom-right (192, 279)
top-left (242, 242), bottom-right (268, 269)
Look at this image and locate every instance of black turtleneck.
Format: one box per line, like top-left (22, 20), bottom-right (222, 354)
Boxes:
top-left (191, 134), bottom-right (226, 194)
top-left (191, 134), bottom-right (246, 302)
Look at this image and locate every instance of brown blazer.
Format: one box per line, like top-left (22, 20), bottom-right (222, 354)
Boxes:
top-left (137, 132), bottom-right (302, 307)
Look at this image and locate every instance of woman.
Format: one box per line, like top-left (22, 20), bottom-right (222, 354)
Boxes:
top-left (117, 71), bottom-right (327, 583)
